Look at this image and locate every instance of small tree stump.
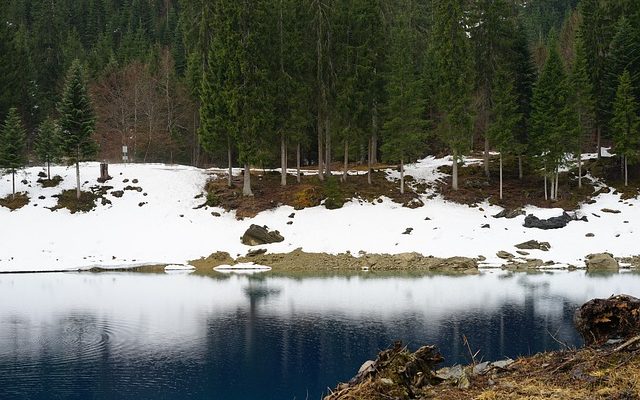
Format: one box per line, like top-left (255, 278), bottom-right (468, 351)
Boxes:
top-left (574, 294), bottom-right (640, 346)
top-left (98, 162), bottom-right (112, 183)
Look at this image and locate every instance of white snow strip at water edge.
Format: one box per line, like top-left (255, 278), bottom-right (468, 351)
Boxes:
top-left (214, 263), bottom-right (272, 273)
top-left (164, 264), bottom-right (196, 271)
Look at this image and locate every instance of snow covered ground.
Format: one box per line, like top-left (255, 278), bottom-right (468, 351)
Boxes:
top-left (0, 154), bottom-right (638, 272)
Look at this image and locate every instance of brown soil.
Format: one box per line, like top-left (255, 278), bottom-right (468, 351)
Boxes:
top-left (203, 166), bottom-right (420, 219)
top-left (0, 192), bottom-right (30, 210)
top-left (327, 342), bottom-right (640, 400)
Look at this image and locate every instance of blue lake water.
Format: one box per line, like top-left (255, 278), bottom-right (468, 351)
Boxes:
top-left (1, 270), bottom-right (639, 400)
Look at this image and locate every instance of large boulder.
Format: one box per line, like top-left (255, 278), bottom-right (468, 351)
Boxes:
top-left (523, 212), bottom-right (587, 230)
top-left (575, 294), bottom-right (640, 345)
top-left (585, 253), bottom-right (619, 272)
top-left (493, 208), bottom-right (525, 219)
top-left (241, 225), bottom-right (285, 246)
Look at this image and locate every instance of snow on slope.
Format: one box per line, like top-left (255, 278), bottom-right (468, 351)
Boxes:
top-left (0, 156), bottom-right (638, 272)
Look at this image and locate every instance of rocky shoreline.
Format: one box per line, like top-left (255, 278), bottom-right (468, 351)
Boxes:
top-left (186, 248), bottom-right (639, 273)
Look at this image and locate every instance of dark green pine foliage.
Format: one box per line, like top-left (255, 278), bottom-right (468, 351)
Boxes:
top-left (564, 40), bottom-right (595, 188)
top-left (488, 67), bottom-right (522, 200)
top-left (611, 70), bottom-right (640, 186)
top-left (430, 0), bottom-right (474, 191)
top-left (529, 37), bottom-right (569, 199)
top-left (58, 60), bottom-right (98, 199)
top-left (381, 0), bottom-right (426, 195)
top-left (606, 17), bottom-right (640, 112)
top-left (0, 108), bottom-right (27, 198)
top-left (34, 118), bottom-right (62, 180)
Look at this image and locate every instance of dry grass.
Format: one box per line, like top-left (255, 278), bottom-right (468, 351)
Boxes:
top-left (52, 190), bottom-right (98, 213)
top-left (0, 192), bottom-right (30, 210)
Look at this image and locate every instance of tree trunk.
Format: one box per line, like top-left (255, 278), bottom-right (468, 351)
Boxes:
top-left (371, 101), bottom-right (378, 164)
top-left (324, 116), bottom-right (331, 179)
top-left (281, 134), bottom-right (287, 186)
top-left (227, 141), bottom-right (232, 188)
top-left (625, 156), bottom-right (628, 187)
top-left (518, 155), bottom-right (523, 180)
top-left (555, 170), bottom-right (559, 201)
top-left (317, 111), bottom-right (324, 181)
top-left (400, 156), bottom-right (405, 194)
top-left (296, 142), bottom-right (301, 183)
top-left (12, 170), bottom-right (16, 199)
top-left (367, 137), bottom-right (373, 185)
top-left (578, 149), bottom-right (582, 189)
top-left (544, 173), bottom-right (548, 201)
top-left (452, 151), bottom-right (459, 191)
top-left (76, 160), bottom-right (81, 200)
top-left (596, 125), bottom-right (602, 160)
top-left (484, 136), bottom-right (490, 178)
top-left (243, 164), bottom-right (253, 196)
top-left (343, 141), bottom-right (348, 182)
top-left (47, 159), bottom-right (51, 181)
top-left (499, 153), bottom-right (503, 200)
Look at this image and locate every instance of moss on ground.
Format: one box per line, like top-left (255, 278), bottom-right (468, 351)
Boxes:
top-left (0, 192), bottom-right (30, 210)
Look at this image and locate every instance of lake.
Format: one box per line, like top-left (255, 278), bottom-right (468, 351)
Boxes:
top-left (0, 269), bottom-right (639, 400)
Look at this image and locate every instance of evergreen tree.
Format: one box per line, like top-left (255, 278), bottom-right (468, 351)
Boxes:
top-left (0, 108), bottom-right (27, 199)
top-left (34, 118), bottom-right (62, 180)
top-left (381, 0), bottom-right (426, 195)
top-left (611, 70), bottom-right (640, 187)
top-left (530, 37), bottom-right (569, 200)
top-left (58, 59), bottom-right (98, 199)
top-left (430, 0), bottom-right (474, 191)
top-left (488, 68), bottom-right (522, 200)
top-left (565, 40), bottom-right (595, 189)
top-left (606, 17), bottom-right (640, 115)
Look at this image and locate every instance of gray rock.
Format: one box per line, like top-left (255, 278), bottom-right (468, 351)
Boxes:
top-left (524, 212), bottom-right (587, 230)
top-left (515, 240), bottom-right (551, 251)
top-left (473, 361), bottom-right (490, 375)
top-left (288, 213), bottom-right (295, 218)
top-left (491, 359), bottom-right (514, 370)
top-left (585, 233), bottom-right (595, 237)
top-left (247, 248), bottom-right (267, 257)
top-left (481, 224), bottom-right (490, 229)
top-left (601, 208), bottom-right (621, 214)
top-left (357, 360), bottom-right (376, 375)
top-left (402, 227), bottom-right (413, 235)
top-left (493, 208), bottom-right (525, 219)
top-left (585, 253), bottom-right (619, 272)
top-left (516, 250), bottom-right (530, 256)
top-left (497, 251), bottom-right (514, 260)
top-left (241, 225), bottom-right (285, 246)
top-left (211, 212), bottom-right (221, 217)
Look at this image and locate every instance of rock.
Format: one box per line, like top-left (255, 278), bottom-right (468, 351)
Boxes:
top-left (211, 212), bottom-right (221, 217)
top-left (379, 378), bottom-right (394, 386)
top-left (37, 171), bottom-right (47, 178)
top-left (585, 233), bottom-right (595, 237)
top-left (497, 251), bottom-right (514, 260)
top-left (585, 253), bottom-right (619, 271)
top-left (247, 248), bottom-right (267, 257)
top-left (601, 208), bottom-right (621, 214)
top-left (574, 294), bottom-right (640, 345)
top-left (472, 361), bottom-right (490, 375)
top-left (424, 217), bottom-right (431, 220)
top-left (111, 190), bottom-right (124, 198)
top-left (288, 213), bottom-right (295, 218)
top-left (493, 208), bottom-right (525, 219)
top-left (138, 202), bottom-right (147, 207)
top-left (515, 240), bottom-right (551, 251)
top-left (524, 212), bottom-right (586, 230)
top-left (123, 179), bottom-right (129, 183)
top-left (241, 224), bottom-right (285, 246)
top-left (357, 360), bottom-right (376, 375)
top-left (477, 255), bottom-right (486, 262)
top-left (402, 227), bottom-right (413, 235)
top-left (132, 179), bottom-right (139, 184)
top-left (21, 179), bottom-right (28, 185)
top-left (38, 195), bottom-right (45, 200)
top-left (592, 213), bottom-right (601, 218)
top-left (491, 359), bottom-right (514, 370)
top-left (516, 250), bottom-right (530, 256)
top-left (481, 224), bottom-right (490, 229)
top-left (403, 198), bottom-right (424, 209)
top-left (287, 221), bottom-right (293, 225)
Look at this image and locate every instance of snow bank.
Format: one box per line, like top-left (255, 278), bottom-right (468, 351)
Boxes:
top-left (0, 155), bottom-right (638, 272)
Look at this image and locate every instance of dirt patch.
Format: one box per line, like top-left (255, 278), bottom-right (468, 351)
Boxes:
top-left (0, 193), bottom-right (30, 210)
top-left (438, 156), bottom-right (597, 210)
top-left (52, 190), bottom-right (99, 213)
top-left (37, 175), bottom-right (63, 188)
top-left (203, 169), bottom-right (420, 219)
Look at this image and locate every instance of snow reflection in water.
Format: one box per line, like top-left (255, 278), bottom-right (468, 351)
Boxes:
top-left (0, 270), bottom-right (639, 400)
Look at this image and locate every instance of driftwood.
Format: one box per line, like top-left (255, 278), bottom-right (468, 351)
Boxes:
top-left (574, 294), bottom-right (640, 346)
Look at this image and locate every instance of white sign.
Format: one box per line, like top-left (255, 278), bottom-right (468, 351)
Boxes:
top-left (122, 146), bottom-right (128, 154)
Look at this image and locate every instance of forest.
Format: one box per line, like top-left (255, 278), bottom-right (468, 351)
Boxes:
top-left (0, 0), bottom-right (639, 198)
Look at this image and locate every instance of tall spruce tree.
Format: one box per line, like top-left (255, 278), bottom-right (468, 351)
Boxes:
top-left (58, 59), bottom-right (98, 200)
top-left (35, 118), bottom-right (62, 181)
top-left (0, 108), bottom-right (27, 199)
top-left (565, 40), bottom-right (595, 189)
top-left (530, 37), bottom-right (569, 201)
top-left (611, 70), bottom-right (640, 187)
top-left (488, 68), bottom-right (522, 200)
top-left (431, 0), bottom-right (474, 191)
top-left (381, 0), bottom-right (426, 195)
